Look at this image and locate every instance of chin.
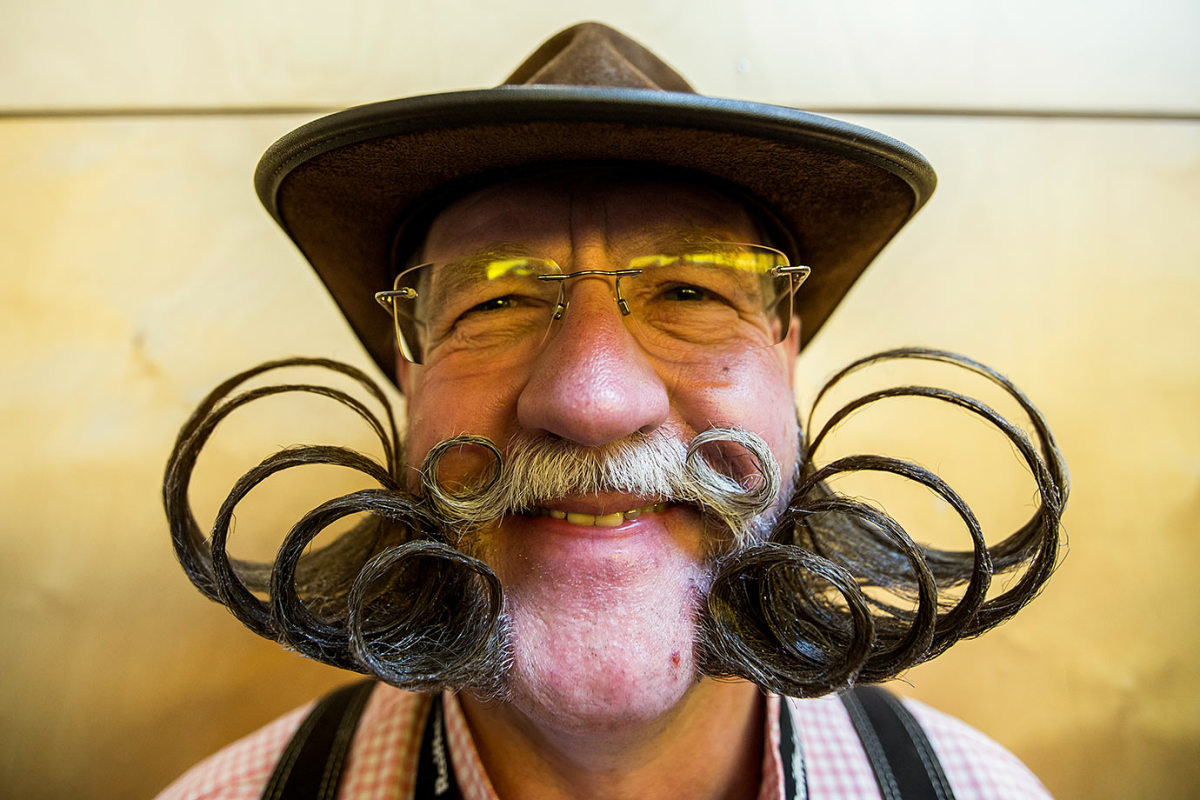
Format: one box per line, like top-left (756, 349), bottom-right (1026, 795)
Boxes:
top-left (501, 598), bottom-right (704, 736)
top-left (477, 511), bottom-right (713, 736)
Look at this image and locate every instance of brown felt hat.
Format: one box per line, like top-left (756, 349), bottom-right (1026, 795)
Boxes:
top-left (255, 22), bottom-right (936, 378)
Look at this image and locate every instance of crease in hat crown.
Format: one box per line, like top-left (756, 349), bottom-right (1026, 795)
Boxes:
top-left (505, 22), bottom-right (694, 91)
top-left (255, 21), bottom-right (936, 382)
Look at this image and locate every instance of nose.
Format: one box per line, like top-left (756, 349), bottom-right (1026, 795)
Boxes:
top-left (517, 278), bottom-right (670, 446)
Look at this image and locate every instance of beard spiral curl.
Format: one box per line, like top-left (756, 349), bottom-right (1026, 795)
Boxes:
top-left (700, 349), bottom-right (1069, 695)
top-left (163, 358), bottom-right (512, 696)
top-left (164, 349), bottom-right (1068, 698)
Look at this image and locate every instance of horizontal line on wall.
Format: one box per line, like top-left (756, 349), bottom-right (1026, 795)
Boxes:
top-left (0, 104), bottom-right (1197, 122)
top-left (0, 105), bottom-right (340, 120)
top-left (811, 106), bottom-right (1200, 121)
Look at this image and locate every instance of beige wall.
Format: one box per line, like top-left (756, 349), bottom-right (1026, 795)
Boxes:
top-left (1, 2), bottom-right (1197, 797)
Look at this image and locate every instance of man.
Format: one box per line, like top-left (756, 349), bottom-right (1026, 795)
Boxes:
top-left (160, 23), bottom-right (1066, 799)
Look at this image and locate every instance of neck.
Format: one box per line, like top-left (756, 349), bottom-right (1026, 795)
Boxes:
top-left (458, 679), bottom-right (765, 800)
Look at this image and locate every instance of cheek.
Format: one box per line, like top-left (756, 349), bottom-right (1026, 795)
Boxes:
top-left (403, 366), bottom-right (526, 473)
top-left (667, 354), bottom-right (799, 475)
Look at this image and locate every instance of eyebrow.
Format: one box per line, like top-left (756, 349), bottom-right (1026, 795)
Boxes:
top-left (418, 246), bottom-right (547, 307)
top-left (623, 225), bottom-right (751, 255)
top-left (435, 242), bottom-right (541, 267)
top-left (420, 227), bottom-right (753, 290)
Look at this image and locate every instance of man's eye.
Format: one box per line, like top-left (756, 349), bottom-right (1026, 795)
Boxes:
top-left (661, 284), bottom-right (714, 302)
top-left (466, 295), bottom-right (520, 314)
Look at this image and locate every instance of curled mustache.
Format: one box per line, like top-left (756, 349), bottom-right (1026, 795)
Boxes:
top-left (164, 349), bottom-right (1067, 698)
top-left (421, 428), bottom-right (780, 550)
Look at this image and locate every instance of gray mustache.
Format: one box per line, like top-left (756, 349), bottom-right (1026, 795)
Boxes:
top-left (419, 428), bottom-right (783, 549)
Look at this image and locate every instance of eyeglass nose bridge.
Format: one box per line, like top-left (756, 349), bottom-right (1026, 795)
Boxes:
top-left (537, 267), bottom-right (644, 320)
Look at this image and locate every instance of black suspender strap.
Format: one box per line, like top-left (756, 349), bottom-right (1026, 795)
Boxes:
top-left (412, 694), bottom-right (462, 799)
top-left (263, 684), bottom-right (462, 800)
top-left (840, 685), bottom-right (956, 800)
top-left (261, 680), bottom-right (376, 800)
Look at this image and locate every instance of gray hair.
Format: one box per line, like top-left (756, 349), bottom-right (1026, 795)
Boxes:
top-left (422, 427), bottom-right (780, 551)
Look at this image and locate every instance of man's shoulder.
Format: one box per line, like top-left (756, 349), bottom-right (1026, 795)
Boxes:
top-left (786, 692), bottom-right (1052, 799)
top-left (153, 699), bottom-right (316, 800)
top-left (901, 696), bottom-right (1052, 800)
top-left (154, 683), bottom-right (427, 800)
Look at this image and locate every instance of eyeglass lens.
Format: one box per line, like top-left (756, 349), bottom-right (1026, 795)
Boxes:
top-left (388, 245), bottom-right (797, 365)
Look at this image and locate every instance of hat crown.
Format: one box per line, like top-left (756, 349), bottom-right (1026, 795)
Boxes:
top-left (504, 22), bottom-right (694, 93)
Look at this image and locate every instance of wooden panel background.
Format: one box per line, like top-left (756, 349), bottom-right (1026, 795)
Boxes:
top-left (2, 0), bottom-right (1198, 113)
top-left (1, 2), bottom-right (1197, 797)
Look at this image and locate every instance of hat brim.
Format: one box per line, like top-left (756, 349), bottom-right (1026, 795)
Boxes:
top-left (255, 86), bottom-right (936, 379)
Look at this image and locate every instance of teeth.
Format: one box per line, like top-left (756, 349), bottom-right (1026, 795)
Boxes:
top-left (534, 502), bottom-right (670, 527)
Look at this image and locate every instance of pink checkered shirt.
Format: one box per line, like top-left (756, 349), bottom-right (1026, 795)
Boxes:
top-left (156, 685), bottom-right (1051, 799)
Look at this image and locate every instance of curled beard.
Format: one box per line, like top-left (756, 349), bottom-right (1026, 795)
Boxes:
top-left (164, 349), bottom-right (1067, 700)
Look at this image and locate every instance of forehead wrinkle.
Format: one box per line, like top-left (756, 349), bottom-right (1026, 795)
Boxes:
top-left (559, 181), bottom-right (618, 271)
top-left (423, 171), bottom-right (763, 267)
top-left (603, 198), bottom-right (762, 260)
top-left (423, 181), bottom-right (569, 263)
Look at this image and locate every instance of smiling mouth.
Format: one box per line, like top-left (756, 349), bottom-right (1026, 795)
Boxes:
top-left (523, 502), bottom-right (672, 528)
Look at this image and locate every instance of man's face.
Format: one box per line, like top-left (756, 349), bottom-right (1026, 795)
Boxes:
top-left (398, 168), bottom-right (801, 733)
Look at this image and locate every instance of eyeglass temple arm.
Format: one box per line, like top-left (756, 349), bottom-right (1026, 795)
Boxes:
top-left (777, 265), bottom-right (811, 292)
top-left (374, 288), bottom-right (417, 312)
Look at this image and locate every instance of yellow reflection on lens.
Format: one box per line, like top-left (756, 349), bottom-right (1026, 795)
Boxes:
top-left (485, 258), bottom-right (539, 280)
top-left (629, 250), bottom-right (783, 273)
top-left (681, 251), bottom-right (779, 272)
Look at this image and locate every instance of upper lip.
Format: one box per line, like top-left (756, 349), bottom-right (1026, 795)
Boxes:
top-left (531, 493), bottom-right (667, 516)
